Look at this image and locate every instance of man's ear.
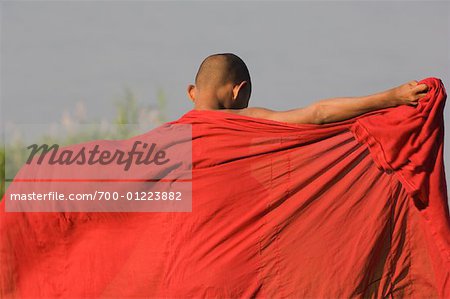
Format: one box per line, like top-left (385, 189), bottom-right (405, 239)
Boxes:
top-left (232, 81), bottom-right (249, 101)
top-left (187, 84), bottom-right (196, 102)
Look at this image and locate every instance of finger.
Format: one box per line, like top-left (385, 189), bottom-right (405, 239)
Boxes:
top-left (415, 83), bottom-right (429, 93)
top-left (415, 91), bottom-right (429, 99)
top-left (409, 80), bottom-right (419, 86)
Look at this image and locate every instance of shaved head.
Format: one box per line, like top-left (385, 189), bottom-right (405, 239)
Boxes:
top-left (195, 53), bottom-right (252, 97)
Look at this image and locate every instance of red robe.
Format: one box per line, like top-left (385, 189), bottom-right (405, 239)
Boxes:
top-left (1, 77), bottom-right (449, 298)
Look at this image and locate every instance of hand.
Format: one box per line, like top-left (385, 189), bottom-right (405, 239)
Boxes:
top-left (391, 80), bottom-right (429, 106)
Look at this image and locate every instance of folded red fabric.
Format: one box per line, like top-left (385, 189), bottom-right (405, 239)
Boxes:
top-left (1, 77), bottom-right (448, 298)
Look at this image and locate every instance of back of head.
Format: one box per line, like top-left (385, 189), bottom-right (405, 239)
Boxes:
top-left (195, 53), bottom-right (252, 99)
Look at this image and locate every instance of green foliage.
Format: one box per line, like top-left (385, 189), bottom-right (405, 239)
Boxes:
top-left (157, 88), bottom-right (168, 123)
top-left (0, 147), bottom-right (4, 199)
top-left (0, 88), bottom-right (167, 199)
top-left (114, 87), bottom-right (139, 138)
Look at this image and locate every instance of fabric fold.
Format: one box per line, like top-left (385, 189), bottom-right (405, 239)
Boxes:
top-left (0, 77), bottom-right (448, 298)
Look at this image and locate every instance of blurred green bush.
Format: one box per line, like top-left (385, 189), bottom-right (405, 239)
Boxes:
top-left (0, 88), bottom-right (167, 199)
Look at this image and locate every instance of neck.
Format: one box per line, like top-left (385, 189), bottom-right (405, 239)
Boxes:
top-left (194, 103), bottom-right (223, 110)
top-left (193, 95), bottom-right (226, 111)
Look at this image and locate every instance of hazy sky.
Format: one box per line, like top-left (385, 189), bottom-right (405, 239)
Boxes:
top-left (1, 1), bottom-right (449, 184)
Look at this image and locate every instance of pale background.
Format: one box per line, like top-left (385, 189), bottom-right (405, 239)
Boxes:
top-left (1, 1), bottom-right (449, 200)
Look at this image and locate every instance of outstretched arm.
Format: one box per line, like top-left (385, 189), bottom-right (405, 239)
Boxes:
top-left (235, 81), bottom-right (429, 124)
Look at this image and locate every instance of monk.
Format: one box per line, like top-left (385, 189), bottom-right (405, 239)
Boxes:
top-left (187, 53), bottom-right (429, 124)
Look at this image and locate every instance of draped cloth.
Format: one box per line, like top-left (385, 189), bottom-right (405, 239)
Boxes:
top-left (1, 77), bottom-right (449, 298)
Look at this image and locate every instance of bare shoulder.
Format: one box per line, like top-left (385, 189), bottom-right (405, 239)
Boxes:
top-left (222, 107), bottom-right (275, 119)
top-left (222, 105), bottom-right (319, 124)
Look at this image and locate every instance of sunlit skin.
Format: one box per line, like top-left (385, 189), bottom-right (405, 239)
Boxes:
top-left (187, 53), bottom-right (429, 125)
